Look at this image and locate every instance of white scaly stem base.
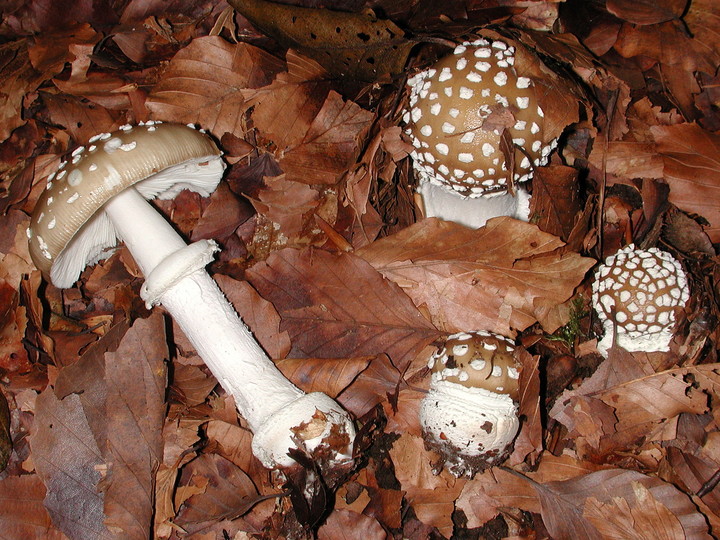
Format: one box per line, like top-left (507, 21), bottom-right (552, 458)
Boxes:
top-left (104, 187), bottom-right (355, 468)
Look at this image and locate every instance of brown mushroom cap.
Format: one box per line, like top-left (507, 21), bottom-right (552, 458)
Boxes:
top-left (27, 122), bottom-right (224, 287)
top-left (404, 38), bottom-right (557, 198)
top-left (592, 244), bottom-right (690, 353)
top-left (428, 330), bottom-right (520, 400)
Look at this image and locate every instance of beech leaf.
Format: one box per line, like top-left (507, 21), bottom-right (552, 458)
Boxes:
top-left (357, 217), bottom-right (595, 336)
top-left (650, 123), bottom-right (720, 243)
top-left (146, 37), bottom-right (285, 136)
top-left (246, 248), bottom-right (440, 369)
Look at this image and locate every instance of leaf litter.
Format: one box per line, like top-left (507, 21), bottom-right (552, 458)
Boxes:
top-left (0, 0), bottom-right (719, 538)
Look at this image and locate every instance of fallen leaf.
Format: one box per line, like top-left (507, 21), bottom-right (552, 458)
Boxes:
top-left (174, 453), bottom-right (261, 526)
top-left (317, 508), bottom-right (387, 540)
top-left (650, 123), bottom-right (720, 243)
top-left (228, 0), bottom-right (414, 81)
top-left (246, 248), bottom-right (440, 369)
top-left (146, 36), bottom-right (285, 136)
top-left (0, 474), bottom-right (67, 539)
top-left (606, 0), bottom-right (688, 25)
top-left (532, 469), bottom-right (711, 539)
top-left (357, 217), bottom-right (595, 335)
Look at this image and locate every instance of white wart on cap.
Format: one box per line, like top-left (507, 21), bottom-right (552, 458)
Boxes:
top-left (27, 122), bottom-right (225, 288)
top-left (404, 38), bottom-right (557, 200)
top-left (419, 330), bottom-right (521, 477)
top-left (592, 244), bottom-right (690, 355)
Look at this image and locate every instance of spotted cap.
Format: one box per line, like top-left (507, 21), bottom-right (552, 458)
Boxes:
top-left (592, 244), bottom-right (690, 354)
top-left (404, 38), bottom-right (557, 198)
top-left (27, 122), bottom-right (225, 288)
top-left (428, 330), bottom-right (521, 399)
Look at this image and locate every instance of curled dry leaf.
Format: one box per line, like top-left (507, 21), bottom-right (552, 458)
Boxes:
top-left (357, 217), bottom-right (595, 336)
top-left (228, 0), bottom-right (414, 81)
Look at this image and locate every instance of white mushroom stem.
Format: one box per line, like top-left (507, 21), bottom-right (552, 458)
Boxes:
top-left (418, 179), bottom-right (531, 228)
top-left (104, 187), bottom-right (355, 468)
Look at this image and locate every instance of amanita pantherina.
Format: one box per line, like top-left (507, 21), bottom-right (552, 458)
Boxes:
top-left (27, 122), bottom-right (355, 469)
top-left (404, 38), bottom-right (557, 228)
top-left (592, 244), bottom-right (690, 356)
top-left (420, 330), bottom-right (521, 477)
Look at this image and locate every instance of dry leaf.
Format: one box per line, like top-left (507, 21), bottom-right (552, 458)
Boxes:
top-left (246, 248), bottom-right (440, 369)
top-left (650, 123), bottom-right (720, 243)
top-left (357, 217), bottom-right (595, 335)
top-left (146, 36), bottom-right (285, 136)
top-left (228, 0), bottom-right (414, 81)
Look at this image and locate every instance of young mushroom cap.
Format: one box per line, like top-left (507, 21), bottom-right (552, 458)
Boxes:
top-left (420, 330), bottom-right (521, 477)
top-left (27, 122), bottom-right (225, 288)
top-left (404, 38), bottom-right (557, 228)
top-left (592, 244), bottom-right (690, 356)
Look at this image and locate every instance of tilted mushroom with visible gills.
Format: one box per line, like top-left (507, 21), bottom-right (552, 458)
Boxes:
top-left (404, 38), bottom-right (557, 228)
top-left (592, 244), bottom-right (690, 357)
top-left (420, 330), bottom-right (521, 477)
top-left (27, 122), bottom-right (356, 470)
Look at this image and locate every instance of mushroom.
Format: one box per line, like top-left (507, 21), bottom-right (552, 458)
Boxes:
top-left (403, 38), bottom-right (557, 228)
top-left (419, 330), bottom-right (521, 477)
top-left (27, 122), bottom-right (355, 470)
top-left (592, 244), bottom-right (690, 356)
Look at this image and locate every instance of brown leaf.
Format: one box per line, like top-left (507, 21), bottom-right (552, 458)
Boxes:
top-left (30, 389), bottom-right (110, 539)
top-left (606, 0), bottom-right (688, 25)
top-left (278, 90), bottom-right (374, 185)
top-left (0, 389), bottom-right (9, 471)
top-left (246, 248), bottom-right (440, 369)
top-left (175, 454), bottom-right (261, 526)
top-left (456, 467), bottom-right (541, 528)
top-left (583, 482), bottom-right (686, 539)
top-left (357, 217), bottom-right (595, 335)
top-left (32, 315), bottom-right (168, 540)
top-left (336, 353), bottom-right (403, 418)
top-left (0, 39), bottom-right (48, 142)
top-left (0, 474), bottom-right (67, 539)
top-left (228, 0), bottom-right (414, 81)
top-left (317, 508), bottom-right (387, 540)
top-left (146, 37), bottom-right (285, 136)
top-left (650, 123), bottom-right (720, 243)
top-left (243, 50), bottom-right (331, 153)
top-left (532, 469), bottom-right (711, 539)
top-left (530, 164), bottom-right (582, 241)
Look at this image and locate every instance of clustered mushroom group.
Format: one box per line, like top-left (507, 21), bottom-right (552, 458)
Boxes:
top-left (420, 331), bottom-right (522, 477)
top-left (28, 122), bottom-right (356, 471)
top-left (404, 38), bottom-right (557, 228)
top-left (592, 244), bottom-right (690, 356)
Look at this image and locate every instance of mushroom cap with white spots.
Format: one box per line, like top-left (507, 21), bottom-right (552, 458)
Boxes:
top-left (591, 244), bottom-right (690, 354)
top-left (420, 330), bottom-right (522, 477)
top-left (404, 38), bottom-right (557, 198)
top-left (427, 330), bottom-right (520, 399)
top-left (27, 122), bottom-right (225, 288)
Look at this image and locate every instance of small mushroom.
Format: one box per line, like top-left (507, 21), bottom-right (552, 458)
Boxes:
top-left (592, 244), bottom-right (690, 356)
top-left (404, 38), bottom-right (557, 228)
top-left (419, 330), bottom-right (521, 477)
top-left (28, 122), bottom-right (355, 470)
